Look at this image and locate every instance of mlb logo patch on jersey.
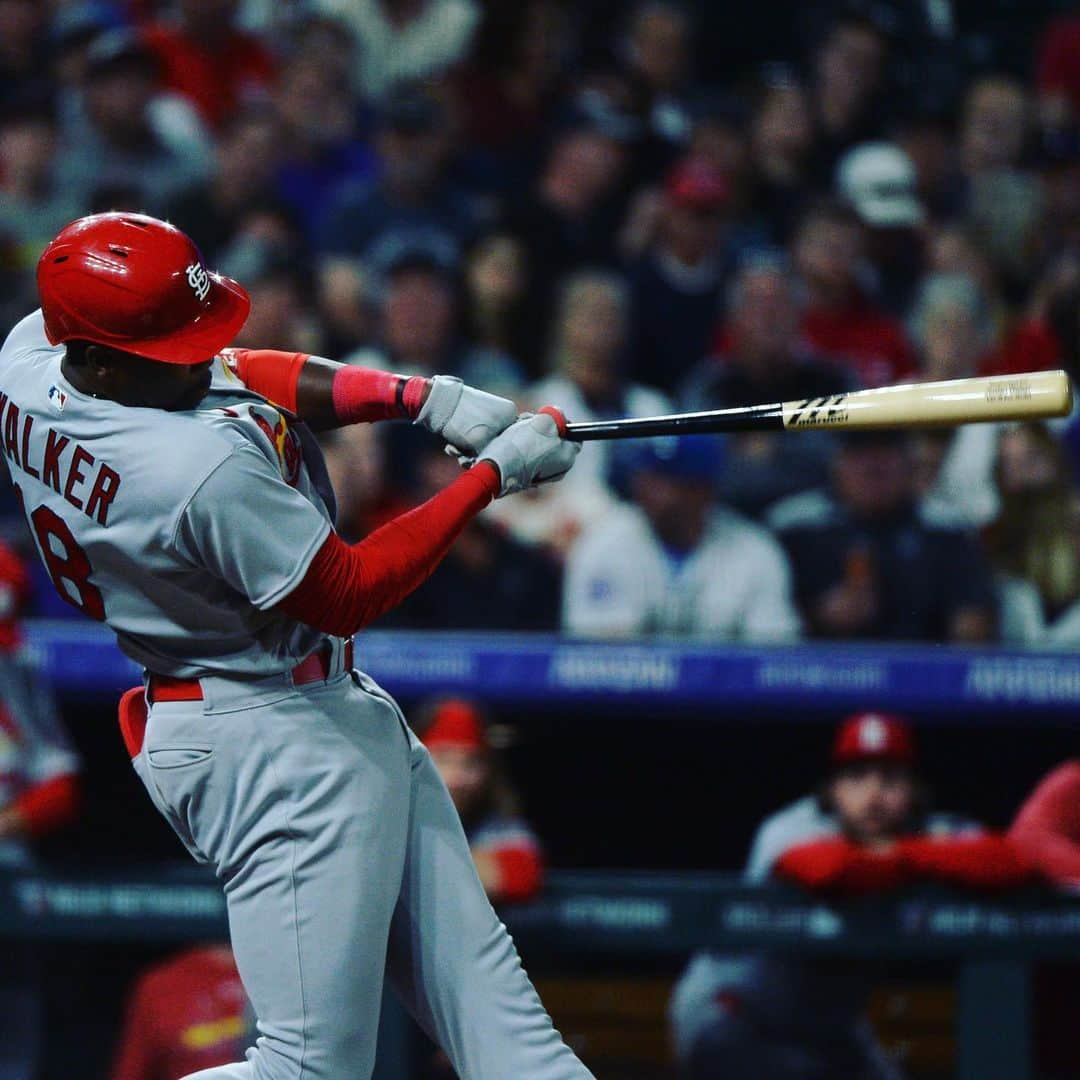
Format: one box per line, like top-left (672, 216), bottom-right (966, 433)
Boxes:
top-left (47, 384), bottom-right (67, 411)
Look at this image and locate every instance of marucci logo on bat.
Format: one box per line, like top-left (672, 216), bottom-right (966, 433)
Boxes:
top-left (785, 395), bottom-right (850, 428)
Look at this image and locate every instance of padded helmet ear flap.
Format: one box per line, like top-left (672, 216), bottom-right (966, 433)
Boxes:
top-left (37, 212), bottom-right (250, 365)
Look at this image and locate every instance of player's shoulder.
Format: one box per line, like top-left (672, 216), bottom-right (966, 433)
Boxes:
top-left (747, 795), bottom-right (837, 874)
top-left (757, 795), bottom-right (832, 839)
top-left (1, 309), bottom-right (62, 370)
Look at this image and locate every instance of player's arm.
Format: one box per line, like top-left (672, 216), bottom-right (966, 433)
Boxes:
top-left (223, 348), bottom-right (517, 456)
top-left (180, 413), bottom-right (578, 637)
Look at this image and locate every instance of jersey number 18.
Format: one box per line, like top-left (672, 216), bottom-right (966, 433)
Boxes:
top-left (15, 484), bottom-right (106, 621)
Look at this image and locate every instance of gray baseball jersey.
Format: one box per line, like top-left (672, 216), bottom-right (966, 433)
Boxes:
top-left (0, 311), bottom-right (332, 677)
top-left (0, 309), bottom-right (590, 1080)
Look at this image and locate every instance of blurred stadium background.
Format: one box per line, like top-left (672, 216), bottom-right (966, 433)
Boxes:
top-left (0, 0), bottom-right (1078, 1077)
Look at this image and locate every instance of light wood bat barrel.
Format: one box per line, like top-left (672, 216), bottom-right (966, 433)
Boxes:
top-left (781, 371), bottom-right (1073, 431)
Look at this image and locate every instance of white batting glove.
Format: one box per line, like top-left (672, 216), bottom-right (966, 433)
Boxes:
top-left (416, 375), bottom-right (517, 457)
top-left (478, 408), bottom-right (580, 497)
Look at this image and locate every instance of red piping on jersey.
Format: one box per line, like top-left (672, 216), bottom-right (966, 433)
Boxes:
top-left (279, 462), bottom-right (500, 635)
top-left (13, 772), bottom-right (79, 836)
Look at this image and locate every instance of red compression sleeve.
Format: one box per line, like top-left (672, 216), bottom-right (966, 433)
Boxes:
top-left (774, 837), bottom-right (910, 894)
top-left (899, 834), bottom-right (1034, 890)
top-left (1008, 761), bottom-right (1080, 887)
top-left (279, 462), bottom-right (500, 635)
top-left (13, 773), bottom-right (80, 837)
top-left (331, 366), bottom-right (428, 423)
top-left (226, 348), bottom-right (308, 412)
top-left (488, 844), bottom-right (545, 904)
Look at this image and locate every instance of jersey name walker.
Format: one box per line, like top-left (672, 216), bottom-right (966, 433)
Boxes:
top-left (0, 311), bottom-right (335, 677)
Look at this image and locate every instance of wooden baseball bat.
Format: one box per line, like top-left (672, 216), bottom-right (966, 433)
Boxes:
top-left (562, 370), bottom-right (1073, 442)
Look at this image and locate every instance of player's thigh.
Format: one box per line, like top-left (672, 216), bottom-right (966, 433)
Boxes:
top-left (384, 746), bottom-right (560, 1061)
top-left (145, 681), bottom-right (414, 1076)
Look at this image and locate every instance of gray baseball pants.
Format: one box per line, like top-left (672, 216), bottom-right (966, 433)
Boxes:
top-left (131, 653), bottom-right (590, 1079)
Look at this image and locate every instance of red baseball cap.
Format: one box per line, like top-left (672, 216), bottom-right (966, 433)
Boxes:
top-left (37, 212), bottom-right (250, 365)
top-left (832, 712), bottom-right (915, 767)
top-left (421, 699), bottom-right (487, 752)
top-left (665, 158), bottom-right (730, 211)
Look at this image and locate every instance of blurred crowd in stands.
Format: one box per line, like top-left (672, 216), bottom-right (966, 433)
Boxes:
top-left (1, 0), bottom-right (1079, 650)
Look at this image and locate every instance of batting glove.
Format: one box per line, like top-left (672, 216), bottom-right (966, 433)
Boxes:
top-left (417, 375), bottom-right (518, 457)
top-left (478, 408), bottom-right (580, 497)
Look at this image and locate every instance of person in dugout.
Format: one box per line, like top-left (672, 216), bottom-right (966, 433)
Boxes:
top-left (0, 539), bottom-right (81, 1078)
top-left (668, 711), bottom-right (1034, 1080)
top-left (111, 944), bottom-right (257, 1080)
top-left (417, 697), bottom-right (544, 905)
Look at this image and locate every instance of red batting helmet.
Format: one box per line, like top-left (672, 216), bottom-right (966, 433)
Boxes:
top-left (831, 712), bottom-right (915, 767)
top-left (36, 212), bottom-right (250, 365)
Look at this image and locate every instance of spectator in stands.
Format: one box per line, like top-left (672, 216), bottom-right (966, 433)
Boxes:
top-left (909, 271), bottom-right (994, 381)
top-left (809, 14), bottom-right (889, 182)
top-left (961, 75), bottom-right (1031, 181)
top-left (0, 541), bottom-right (81, 1079)
top-left (317, 87), bottom-right (475, 269)
top-left (389, 441), bottom-right (563, 630)
top-left (0, 99), bottom-right (80, 271)
top-left (346, 242), bottom-right (520, 396)
top-left (53, 29), bottom-right (211, 213)
top-left (140, 0), bottom-right (276, 131)
top-left (503, 122), bottom-right (627, 340)
top-left (532, 270), bottom-right (669, 498)
top-left (162, 106), bottom-right (283, 263)
top-left (794, 199), bottom-right (916, 387)
top-left (271, 36), bottom-right (380, 240)
top-left (452, 0), bottom-right (568, 190)
top-left (345, 243), bottom-right (456, 375)
top-left (626, 156), bottom-right (734, 394)
top-left (461, 232), bottom-right (537, 377)
top-left (563, 435), bottom-right (800, 641)
top-left (614, 1), bottom-right (696, 175)
top-left (986, 423), bottom-right (1080, 647)
top-left (316, 256), bottom-right (375, 360)
top-left (418, 697), bottom-right (544, 905)
top-left (769, 429), bottom-right (997, 642)
top-left (111, 945), bottom-right (253, 1080)
top-left (313, 0), bottom-right (480, 104)
top-left (670, 711), bottom-right (1028, 1080)
top-left (1035, 16), bottom-right (1080, 135)
top-left (219, 224), bottom-right (321, 355)
top-left (745, 75), bottom-right (816, 245)
top-left (958, 76), bottom-right (1043, 287)
top-left (835, 142), bottom-right (926, 315)
top-left (904, 272), bottom-right (1002, 528)
top-left (0, 0), bottom-right (48, 110)
top-left (682, 255), bottom-right (849, 515)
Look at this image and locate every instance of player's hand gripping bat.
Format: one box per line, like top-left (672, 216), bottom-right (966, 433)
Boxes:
top-left (554, 371), bottom-right (1073, 442)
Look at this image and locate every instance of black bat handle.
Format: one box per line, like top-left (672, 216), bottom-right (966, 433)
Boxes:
top-left (563, 402), bottom-right (786, 441)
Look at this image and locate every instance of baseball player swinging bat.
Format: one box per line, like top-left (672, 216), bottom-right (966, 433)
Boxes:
top-left (558, 370), bottom-right (1073, 442)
